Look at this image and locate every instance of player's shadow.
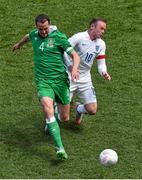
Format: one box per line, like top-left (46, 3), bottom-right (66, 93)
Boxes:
top-left (59, 120), bottom-right (84, 134)
top-left (0, 116), bottom-right (67, 166)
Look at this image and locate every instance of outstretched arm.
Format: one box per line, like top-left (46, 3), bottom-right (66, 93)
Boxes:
top-left (12, 34), bottom-right (29, 51)
top-left (97, 59), bottom-right (111, 81)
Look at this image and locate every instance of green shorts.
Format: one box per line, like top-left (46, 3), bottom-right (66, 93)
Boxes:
top-left (36, 78), bottom-right (70, 105)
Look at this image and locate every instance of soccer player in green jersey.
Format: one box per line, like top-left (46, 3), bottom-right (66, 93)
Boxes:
top-left (13, 14), bottom-right (80, 160)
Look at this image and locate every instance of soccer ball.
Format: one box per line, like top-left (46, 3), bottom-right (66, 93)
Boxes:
top-left (99, 149), bottom-right (118, 166)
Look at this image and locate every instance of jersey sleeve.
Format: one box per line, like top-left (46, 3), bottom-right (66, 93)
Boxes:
top-left (57, 33), bottom-right (74, 56)
top-left (68, 33), bottom-right (81, 47)
top-left (96, 41), bottom-right (107, 75)
top-left (28, 31), bottom-right (32, 40)
top-left (28, 29), bottom-right (37, 41)
top-left (63, 33), bottom-right (81, 68)
top-left (96, 41), bottom-right (106, 60)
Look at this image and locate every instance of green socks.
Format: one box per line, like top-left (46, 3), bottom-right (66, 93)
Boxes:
top-left (54, 103), bottom-right (61, 122)
top-left (47, 119), bottom-right (64, 149)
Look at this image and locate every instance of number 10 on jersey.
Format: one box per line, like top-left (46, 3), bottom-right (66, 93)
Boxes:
top-left (85, 52), bottom-right (93, 63)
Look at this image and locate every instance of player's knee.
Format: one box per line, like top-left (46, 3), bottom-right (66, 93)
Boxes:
top-left (87, 107), bottom-right (97, 115)
top-left (60, 113), bottom-right (69, 122)
top-left (85, 103), bottom-right (97, 115)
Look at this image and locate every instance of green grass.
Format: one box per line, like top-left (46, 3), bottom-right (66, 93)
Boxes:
top-left (0, 0), bottom-right (142, 178)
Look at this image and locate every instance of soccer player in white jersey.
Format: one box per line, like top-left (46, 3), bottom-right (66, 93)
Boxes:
top-left (64, 17), bottom-right (111, 124)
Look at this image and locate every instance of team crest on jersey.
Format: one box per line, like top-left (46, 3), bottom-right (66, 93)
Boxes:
top-left (47, 38), bottom-right (54, 47)
top-left (96, 45), bottom-right (100, 51)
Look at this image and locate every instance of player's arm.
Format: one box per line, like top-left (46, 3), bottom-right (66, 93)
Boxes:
top-left (96, 42), bottom-right (111, 81)
top-left (59, 33), bottom-right (80, 80)
top-left (64, 33), bottom-right (81, 76)
top-left (12, 34), bottom-right (29, 51)
top-left (69, 50), bottom-right (80, 80)
top-left (96, 57), bottom-right (111, 81)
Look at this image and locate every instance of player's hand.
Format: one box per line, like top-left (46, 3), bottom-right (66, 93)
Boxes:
top-left (12, 43), bottom-right (21, 51)
top-left (102, 72), bottom-right (111, 81)
top-left (71, 66), bottom-right (80, 80)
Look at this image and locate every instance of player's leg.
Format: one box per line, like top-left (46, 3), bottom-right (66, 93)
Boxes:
top-left (40, 97), bottom-right (67, 159)
top-left (37, 82), bottom-right (67, 159)
top-left (54, 78), bottom-right (77, 122)
top-left (53, 90), bottom-right (74, 123)
top-left (84, 102), bottom-right (97, 114)
top-left (75, 86), bottom-right (97, 124)
top-left (54, 79), bottom-right (71, 122)
top-left (58, 103), bottom-right (70, 121)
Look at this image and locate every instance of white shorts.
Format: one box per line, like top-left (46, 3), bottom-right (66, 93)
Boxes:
top-left (70, 80), bottom-right (97, 104)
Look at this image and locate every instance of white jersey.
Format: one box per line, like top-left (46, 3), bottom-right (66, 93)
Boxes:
top-left (49, 25), bottom-right (57, 33)
top-left (64, 30), bottom-right (106, 83)
top-left (64, 30), bottom-right (108, 104)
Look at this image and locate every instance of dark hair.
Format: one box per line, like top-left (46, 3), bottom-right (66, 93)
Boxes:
top-left (35, 14), bottom-right (50, 24)
top-left (89, 17), bottom-right (107, 27)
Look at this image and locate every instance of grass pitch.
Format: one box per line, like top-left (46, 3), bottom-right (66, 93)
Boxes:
top-left (0, 0), bottom-right (142, 178)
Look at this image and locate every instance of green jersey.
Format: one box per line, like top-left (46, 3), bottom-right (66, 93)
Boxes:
top-left (29, 27), bottom-right (73, 81)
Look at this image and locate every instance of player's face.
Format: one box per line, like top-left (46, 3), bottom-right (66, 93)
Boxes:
top-left (36, 21), bottom-right (50, 38)
top-left (91, 21), bottom-right (106, 39)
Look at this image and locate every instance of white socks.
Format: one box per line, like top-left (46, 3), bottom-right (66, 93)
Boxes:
top-left (46, 116), bottom-right (56, 124)
top-left (77, 104), bottom-right (87, 114)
